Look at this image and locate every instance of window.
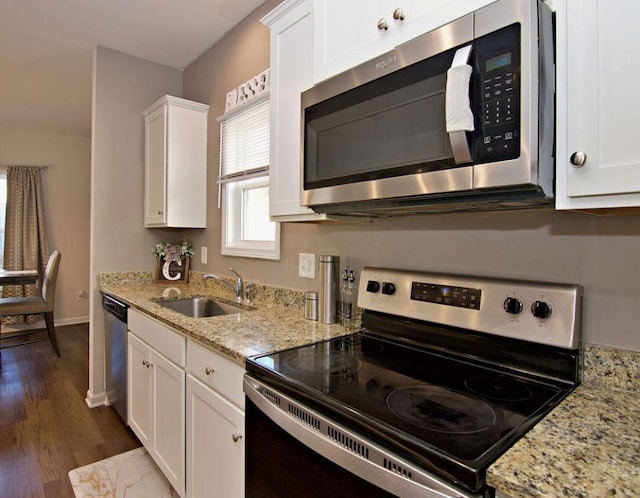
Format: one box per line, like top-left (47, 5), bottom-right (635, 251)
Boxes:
top-left (218, 96), bottom-right (280, 259)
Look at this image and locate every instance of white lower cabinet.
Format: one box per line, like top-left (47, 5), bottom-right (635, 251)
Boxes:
top-left (186, 339), bottom-right (245, 498)
top-left (127, 311), bottom-right (246, 498)
top-left (128, 310), bottom-right (186, 497)
top-left (186, 376), bottom-right (245, 498)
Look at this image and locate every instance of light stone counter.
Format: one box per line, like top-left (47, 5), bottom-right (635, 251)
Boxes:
top-left (487, 345), bottom-right (640, 497)
top-left (99, 271), bottom-right (352, 365)
top-left (100, 271), bottom-right (639, 497)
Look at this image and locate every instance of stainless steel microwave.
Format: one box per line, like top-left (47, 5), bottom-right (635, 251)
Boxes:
top-left (301, 0), bottom-right (554, 216)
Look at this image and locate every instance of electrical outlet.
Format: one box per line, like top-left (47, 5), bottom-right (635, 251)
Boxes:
top-left (298, 253), bottom-right (316, 279)
top-left (201, 246), bottom-right (208, 264)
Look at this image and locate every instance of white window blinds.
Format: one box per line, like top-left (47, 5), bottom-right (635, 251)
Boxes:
top-left (218, 96), bottom-right (270, 185)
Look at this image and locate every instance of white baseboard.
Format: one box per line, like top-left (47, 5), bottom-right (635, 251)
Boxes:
top-left (1, 315), bottom-right (89, 333)
top-left (85, 389), bottom-right (107, 408)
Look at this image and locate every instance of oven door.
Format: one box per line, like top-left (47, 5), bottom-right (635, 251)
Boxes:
top-left (244, 376), bottom-right (485, 498)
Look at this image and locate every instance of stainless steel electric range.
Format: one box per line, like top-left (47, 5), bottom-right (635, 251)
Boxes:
top-left (244, 267), bottom-right (582, 497)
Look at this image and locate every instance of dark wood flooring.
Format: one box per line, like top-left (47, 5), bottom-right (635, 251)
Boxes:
top-left (0, 323), bottom-right (140, 498)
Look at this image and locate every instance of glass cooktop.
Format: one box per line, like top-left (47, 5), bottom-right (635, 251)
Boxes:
top-left (247, 331), bottom-right (570, 490)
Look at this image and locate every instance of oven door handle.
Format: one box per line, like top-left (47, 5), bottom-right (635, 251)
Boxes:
top-left (243, 375), bottom-right (481, 498)
top-left (446, 44), bottom-right (474, 165)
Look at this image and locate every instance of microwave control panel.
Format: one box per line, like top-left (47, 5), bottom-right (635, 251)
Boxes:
top-left (473, 23), bottom-right (521, 164)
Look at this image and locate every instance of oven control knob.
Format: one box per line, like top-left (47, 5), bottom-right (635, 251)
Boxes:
top-left (503, 297), bottom-right (523, 315)
top-left (366, 280), bottom-right (381, 293)
top-left (381, 282), bottom-right (396, 295)
top-left (531, 300), bottom-right (552, 319)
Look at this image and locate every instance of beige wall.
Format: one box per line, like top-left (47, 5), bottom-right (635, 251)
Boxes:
top-left (0, 125), bottom-right (91, 325)
top-left (88, 46), bottom-right (183, 405)
top-left (182, 0), bottom-right (640, 352)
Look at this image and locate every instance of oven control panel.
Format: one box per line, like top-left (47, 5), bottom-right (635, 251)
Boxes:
top-left (359, 267), bottom-right (582, 349)
top-left (411, 282), bottom-right (482, 310)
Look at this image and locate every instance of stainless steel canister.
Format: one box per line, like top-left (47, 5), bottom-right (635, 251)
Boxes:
top-left (304, 291), bottom-right (318, 321)
top-left (318, 255), bottom-right (339, 324)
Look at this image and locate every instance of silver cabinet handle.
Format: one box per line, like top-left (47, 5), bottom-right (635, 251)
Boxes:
top-left (377, 18), bottom-right (389, 30)
top-left (142, 359), bottom-right (153, 368)
top-left (393, 8), bottom-right (405, 21)
top-left (232, 433), bottom-right (243, 443)
top-left (205, 367), bottom-right (214, 376)
top-left (570, 151), bottom-right (587, 167)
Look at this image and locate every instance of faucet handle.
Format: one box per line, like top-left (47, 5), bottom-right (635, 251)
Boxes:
top-left (244, 282), bottom-right (255, 302)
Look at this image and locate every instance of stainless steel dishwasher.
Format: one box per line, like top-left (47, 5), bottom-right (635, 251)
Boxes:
top-left (103, 294), bottom-right (128, 422)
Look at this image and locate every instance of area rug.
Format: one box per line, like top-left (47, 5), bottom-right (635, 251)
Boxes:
top-left (68, 447), bottom-right (180, 498)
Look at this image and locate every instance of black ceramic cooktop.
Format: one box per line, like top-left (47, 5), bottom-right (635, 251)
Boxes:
top-left (247, 332), bottom-right (569, 490)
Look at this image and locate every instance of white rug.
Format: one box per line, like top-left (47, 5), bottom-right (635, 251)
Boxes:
top-left (68, 447), bottom-right (180, 498)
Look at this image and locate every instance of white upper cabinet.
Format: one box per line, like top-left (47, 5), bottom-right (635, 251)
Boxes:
top-left (313, 0), bottom-right (496, 84)
top-left (143, 96), bottom-right (209, 227)
top-left (263, 0), bottom-right (327, 221)
top-left (556, 0), bottom-right (640, 209)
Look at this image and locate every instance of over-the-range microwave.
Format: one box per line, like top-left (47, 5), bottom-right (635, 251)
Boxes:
top-left (301, 0), bottom-right (555, 217)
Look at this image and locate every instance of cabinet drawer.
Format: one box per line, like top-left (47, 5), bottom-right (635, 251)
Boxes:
top-left (128, 309), bottom-right (186, 367)
top-left (187, 340), bottom-right (245, 409)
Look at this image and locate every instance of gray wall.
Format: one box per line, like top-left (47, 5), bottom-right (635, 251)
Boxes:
top-left (0, 125), bottom-right (91, 325)
top-left (182, 0), bottom-right (640, 352)
top-left (88, 46), bottom-right (183, 405)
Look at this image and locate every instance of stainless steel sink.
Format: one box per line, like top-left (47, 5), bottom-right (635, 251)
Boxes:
top-left (157, 297), bottom-right (247, 318)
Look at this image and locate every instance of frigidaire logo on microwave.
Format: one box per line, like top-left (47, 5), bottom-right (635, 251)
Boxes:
top-left (375, 55), bottom-right (397, 71)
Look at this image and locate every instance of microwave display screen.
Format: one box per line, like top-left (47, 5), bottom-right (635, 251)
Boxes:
top-left (486, 52), bottom-right (512, 72)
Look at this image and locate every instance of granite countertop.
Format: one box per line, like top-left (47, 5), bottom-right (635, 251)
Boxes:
top-left (487, 345), bottom-right (640, 497)
top-left (100, 271), bottom-right (640, 497)
top-left (99, 271), bottom-right (352, 365)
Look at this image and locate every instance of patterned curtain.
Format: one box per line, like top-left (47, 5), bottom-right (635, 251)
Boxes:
top-left (2, 166), bottom-right (50, 324)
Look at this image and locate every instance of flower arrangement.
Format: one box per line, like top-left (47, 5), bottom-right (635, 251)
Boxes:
top-left (152, 240), bottom-right (194, 261)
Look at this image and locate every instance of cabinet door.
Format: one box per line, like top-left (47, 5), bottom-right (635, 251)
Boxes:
top-left (152, 350), bottom-right (186, 497)
top-left (127, 333), bottom-right (152, 447)
top-left (406, 0), bottom-right (495, 42)
top-left (267, 0), bottom-right (326, 221)
top-left (144, 105), bottom-right (167, 226)
top-left (313, 0), bottom-right (404, 83)
top-left (556, 0), bottom-right (640, 209)
top-left (187, 375), bottom-right (245, 498)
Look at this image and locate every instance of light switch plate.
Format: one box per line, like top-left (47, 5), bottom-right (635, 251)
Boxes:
top-left (200, 246), bottom-right (208, 264)
top-left (298, 253), bottom-right (316, 279)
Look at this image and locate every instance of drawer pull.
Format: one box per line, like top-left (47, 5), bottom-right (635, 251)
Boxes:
top-left (232, 433), bottom-right (243, 443)
top-left (393, 8), bottom-right (405, 21)
top-left (205, 367), bottom-right (215, 376)
top-left (142, 359), bottom-right (153, 368)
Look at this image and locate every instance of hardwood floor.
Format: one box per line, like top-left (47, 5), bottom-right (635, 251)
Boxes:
top-left (0, 323), bottom-right (141, 498)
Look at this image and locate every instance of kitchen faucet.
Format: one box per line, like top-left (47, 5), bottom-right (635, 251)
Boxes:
top-left (204, 268), bottom-right (243, 304)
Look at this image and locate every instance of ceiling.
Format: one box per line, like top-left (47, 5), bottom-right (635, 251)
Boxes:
top-left (0, 0), bottom-right (266, 137)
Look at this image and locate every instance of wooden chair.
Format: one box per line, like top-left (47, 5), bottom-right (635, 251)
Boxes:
top-left (0, 250), bottom-right (62, 356)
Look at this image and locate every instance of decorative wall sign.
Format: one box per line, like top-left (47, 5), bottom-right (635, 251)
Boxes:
top-left (152, 240), bottom-right (194, 283)
top-left (156, 256), bottom-right (190, 283)
top-left (225, 69), bottom-right (270, 113)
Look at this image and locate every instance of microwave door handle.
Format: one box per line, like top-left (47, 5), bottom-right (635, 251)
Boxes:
top-left (446, 44), bottom-right (474, 164)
